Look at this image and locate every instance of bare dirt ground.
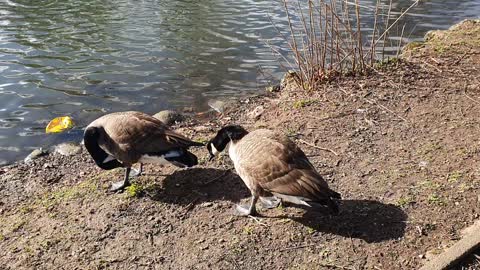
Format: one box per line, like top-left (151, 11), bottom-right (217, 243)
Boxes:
top-left (1, 20), bottom-right (479, 270)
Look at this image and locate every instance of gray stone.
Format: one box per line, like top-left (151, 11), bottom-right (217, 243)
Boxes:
top-left (207, 99), bottom-right (227, 113)
top-left (153, 110), bottom-right (184, 126)
top-left (24, 148), bottom-right (48, 163)
top-left (248, 105), bottom-right (264, 120)
top-left (54, 142), bottom-right (82, 156)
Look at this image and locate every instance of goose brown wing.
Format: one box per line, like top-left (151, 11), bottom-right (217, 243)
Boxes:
top-left (238, 132), bottom-right (339, 201)
top-left (103, 111), bottom-right (200, 153)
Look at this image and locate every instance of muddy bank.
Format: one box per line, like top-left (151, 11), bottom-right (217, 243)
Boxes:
top-left (1, 20), bottom-right (480, 269)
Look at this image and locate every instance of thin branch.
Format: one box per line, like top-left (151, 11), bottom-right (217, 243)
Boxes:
top-left (298, 139), bottom-right (338, 156)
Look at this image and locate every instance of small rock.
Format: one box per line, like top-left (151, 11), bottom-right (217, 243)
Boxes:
top-left (266, 85), bottom-right (281, 93)
top-left (419, 254), bottom-right (425, 259)
top-left (201, 202), bottom-right (213, 207)
top-left (248, 105), bottom-right (264, 120)
top-left (419, 160), bottom-right (429, 168)
top-left (54, 142), bottom-right (82, 156)
top-left (207, 100), bottom-right (226, 113)
top-left (152, 110), bottom-right (184, 126)
top-left (24, 148), bottom-right (48, 163)
top-left (43, 163), bottom-right (53, 168)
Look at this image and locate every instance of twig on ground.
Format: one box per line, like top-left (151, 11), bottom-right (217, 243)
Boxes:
top-left (365, 98), bottom-right (409, 123)
top-left (298, 139), bottom-right (338, 156)
top-left (318, 263), bottom-right (355, 270)
top-left (280, 243), bottom-right (316, 252)
top-left (201, 169), bottom-right (231, 186)
top-left (248, 215), bottom-right (268, 227)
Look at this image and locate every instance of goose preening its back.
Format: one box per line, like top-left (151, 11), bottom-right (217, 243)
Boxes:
top-left (84, 111), bottom-right (203, 191)
top-left (207, 125), bottom-right (341, 216)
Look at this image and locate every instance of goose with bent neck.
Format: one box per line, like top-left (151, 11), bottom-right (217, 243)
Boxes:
top-left (207, 125), bottom-right (341, 216)
top-left (84, 111), bottom-right (203, 192)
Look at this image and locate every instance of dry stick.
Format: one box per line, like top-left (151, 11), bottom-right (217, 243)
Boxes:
top-left (280, 243), bottom-right (317, 252)
top-left (297, 0), bottom-right (313, 89)
top-left (396, 23), bottom-right (406, 58)
top-left (201, 169), bottom-right (231, 186)
top-left (375, 0), bottom-right (419, 59)
top-left (354, 0), bottom-right (364, 71)
top-left (381, 0), bottom-right (392, 62)
top-left (248, 215), bottom-right (268, 227)
top-left (318, 263), bottom-right (355, 270)
top-left (370, 0), bottom-right (380, 65)
top-left (365, 98), bottom-right (408, 123)
top-left (282, 0), bottom-right (303, 78)
top-left (298, 139), bottom-right (338, 156)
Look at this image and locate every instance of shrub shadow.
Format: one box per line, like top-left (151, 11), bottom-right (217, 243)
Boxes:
top-left (144, 167), bottom-right (249, 205)
top-left (291, 199), bottom-right (407, 243)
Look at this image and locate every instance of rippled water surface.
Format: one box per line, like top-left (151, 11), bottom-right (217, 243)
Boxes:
top-left (1, 0), bottom-right (479, 164)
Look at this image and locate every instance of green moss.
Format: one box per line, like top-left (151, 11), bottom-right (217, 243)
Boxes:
top-left (397, 196), bottom-right (415, 208)
top-left (448, 171), bottom-right (463, 183)
top-left (428, 194), bottom-right (446, 206)
top-left (293, 99), bottom-right (315, 109)
top-left (125, 183), bottom-right (144, 198)
top-left (243, 226), bottom-right (254, 235)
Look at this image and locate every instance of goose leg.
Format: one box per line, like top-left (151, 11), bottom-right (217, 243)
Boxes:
top-left (130, 163), bottom-right (143, 177)
top-left (110, 167), bottom-right (131, 192)
top-left (234, 195), bottom-right (259, 216)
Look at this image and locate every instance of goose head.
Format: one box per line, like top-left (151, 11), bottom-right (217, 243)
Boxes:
top-left (207, 125), bottom-right (248, 161)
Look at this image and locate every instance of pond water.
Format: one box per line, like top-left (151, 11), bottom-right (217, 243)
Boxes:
top-left (0, 0), bottom-right (479, 164)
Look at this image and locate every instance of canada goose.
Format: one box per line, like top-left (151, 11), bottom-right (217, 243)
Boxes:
top-left (84, 111), bottom-right (203, 191)
top-left (207, 125), bottom-right (341, 216)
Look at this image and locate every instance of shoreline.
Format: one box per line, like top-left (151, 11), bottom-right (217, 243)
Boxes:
top-left (1, 19), bottom-right (479, 269)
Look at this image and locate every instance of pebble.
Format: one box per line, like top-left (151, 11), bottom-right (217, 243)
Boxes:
top-left (152, 110), bottom-right (184, 126)
top-left (207, 99), bottom-right (227, 113)
top-left (248, 105), bottom-right (264, 120)
top-left (54, 142), bottom-right (82, 156)
top-left (24, 148), bottom-right (48, 163)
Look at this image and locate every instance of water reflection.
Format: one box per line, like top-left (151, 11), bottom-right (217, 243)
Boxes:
top-left (0, 0), bottom-right (479, 164)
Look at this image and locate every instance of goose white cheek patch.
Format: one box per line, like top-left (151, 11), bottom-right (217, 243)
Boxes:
top-left (210, 144), bottom-right (219, 156)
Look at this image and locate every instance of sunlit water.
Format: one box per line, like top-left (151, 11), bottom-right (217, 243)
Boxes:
top-left (0, 0), bottom-right (479, 164)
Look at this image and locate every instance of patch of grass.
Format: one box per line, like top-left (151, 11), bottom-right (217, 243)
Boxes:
top-left (293, 99), bottom-right (315, 109)
top-left (40, 179), bottom-right (99, 208)
top-left (11, 220), bottom-right (26, 232)
top-left (419, 179), bottom-right (442, 190)
top-left (125, 183), bottom-right (144, 198)
top-left (243, 226), bottom-right (254, 235)
top-left (448, 171), bottom-right (463, 183)
top-left (0, 234), bottom-right (4, 241)
top-left (374, 57), bottom-right (400, 69)
top-left (428, 194), bottom-right (446, 206)
top-left (306, 226), bottom-right (315, 235)
top-left (397, 196), bottom-right (415, 208)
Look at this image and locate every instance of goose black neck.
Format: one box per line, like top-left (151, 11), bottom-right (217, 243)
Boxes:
top-left (210, 125), bottom-right (249, 152)
top-left (84, 126), bottom-right (122, 170)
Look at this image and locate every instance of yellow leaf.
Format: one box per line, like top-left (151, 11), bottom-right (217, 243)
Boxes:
top-left (46, 116), bottom-right (74, 133)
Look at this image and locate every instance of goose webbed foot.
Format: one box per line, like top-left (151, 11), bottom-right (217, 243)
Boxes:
top-left (109, 167), bottom-right (132, 192)
top-left (130, 164), bottom-right (143, 177)
top-left (109, 180), bottom-right (130, 192)
top-left (233, 196), bottom-right (259, 216)
top-left (259, 196), bottom-right (281, 209)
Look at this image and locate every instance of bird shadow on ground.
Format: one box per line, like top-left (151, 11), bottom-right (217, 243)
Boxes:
top-left (143, 167), bottom-right (249, 205)
top-left (287, 199), bottom-right (408, 243)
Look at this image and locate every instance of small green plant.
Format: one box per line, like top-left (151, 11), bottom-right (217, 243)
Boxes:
top-left (448, 171), bottom-right (463, 183)
top-left (293, 99), bottom-right (315, 109)
top-left (243, 226), bottom-right (253, 235)
top-left (306, 226), bottom-right (315, 234)
top-left (125, 183), bottom-right (144, 198)
top-left (397, 196), bottom-right (415, 208)
top-left (428, 194), bottom-right (446, 206)
top-left (419, 179), bottom-right (442, 190)
top-left (0, 234), bottom-right (4, 241)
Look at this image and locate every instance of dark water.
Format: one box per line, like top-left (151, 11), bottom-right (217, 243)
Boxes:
top-left (0, 0), bottom-right (479, 164)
